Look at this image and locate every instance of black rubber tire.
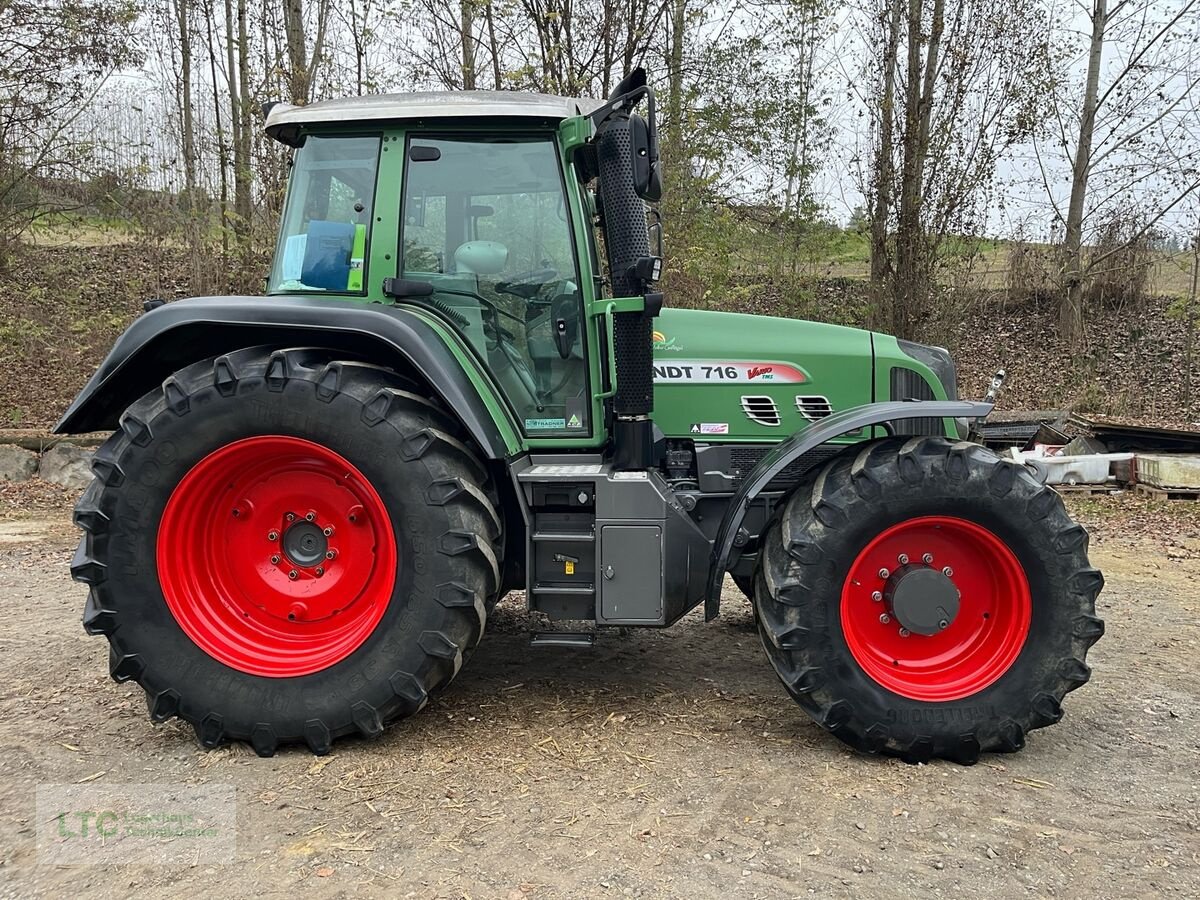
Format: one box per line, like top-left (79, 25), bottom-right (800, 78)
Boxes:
top-left (71, 347), bottom-right (503, 756)
top-left (754, 437), bottom-right (1104, 764)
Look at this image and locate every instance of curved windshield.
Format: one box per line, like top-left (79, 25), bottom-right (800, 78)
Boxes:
top-left (400, 135), bottom-right (589, 436)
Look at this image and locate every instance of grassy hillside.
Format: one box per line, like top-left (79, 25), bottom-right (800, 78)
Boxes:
top-left (1, 235), bottom-right (1195, 430)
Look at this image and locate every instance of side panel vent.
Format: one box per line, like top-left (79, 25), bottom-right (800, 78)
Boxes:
top-left (740, 395), bottom-right (781, 427)
top-left (795, 395), bottom-right (833, 420)
top-left (889, 367), bottom-right (941, 436)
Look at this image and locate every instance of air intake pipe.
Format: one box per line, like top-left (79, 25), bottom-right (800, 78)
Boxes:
top-left (592, 70), bottom-right (662, 470)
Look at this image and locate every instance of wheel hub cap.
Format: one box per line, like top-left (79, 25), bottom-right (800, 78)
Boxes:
top-left (885, 566), bottom-right (961, 636)
top-left (282, 521), bottom-right (328, 567)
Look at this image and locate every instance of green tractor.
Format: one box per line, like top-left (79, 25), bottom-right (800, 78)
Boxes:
top-left (61, 71), bottom-right (1103, 763)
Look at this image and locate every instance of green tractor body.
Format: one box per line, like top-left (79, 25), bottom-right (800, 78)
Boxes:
top-left (60, 72), bottom-right (1103, 763)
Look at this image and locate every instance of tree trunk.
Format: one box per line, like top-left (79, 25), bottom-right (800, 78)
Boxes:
top-left (869, 0), bottom-right (903, 329)
top-left (175, 0), bottom-right (203, 292)
top-left (484, 1), bottom-right (501, 89)
top-left (892, 0), bottom-right (925, 339)
top-left (460, 0), bottom-right (476, 89)
top-left (283, 0), bottom-right (310, 104)
top-left (233, 0), bottom-right (253, 251)
top-left (663, 0), bottom-right (686, 224)
top-left (1061, 0), bottom-right (1108, 346)
top-left (205, 0), bottom-right (230, 258)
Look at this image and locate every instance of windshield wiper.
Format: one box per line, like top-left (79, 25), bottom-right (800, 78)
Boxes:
top-left (382, 277), bottom-right (524, 326)
top-left (381, 278), bottom-right (470, 328)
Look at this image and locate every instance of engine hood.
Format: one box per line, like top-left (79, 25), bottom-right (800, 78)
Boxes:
top-left (650, 307), bottom-right (877, 441)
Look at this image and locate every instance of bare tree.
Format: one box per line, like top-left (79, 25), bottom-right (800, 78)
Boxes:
top-left (1040, 0), bottom-right (1200, 345)
top-left (0, 0), bottom-right (140, 268)
top-left (865, 0), bottom-right (1050, 338)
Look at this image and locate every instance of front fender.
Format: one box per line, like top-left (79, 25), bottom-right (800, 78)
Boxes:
top-left (704, 400), bottom-right (993, 617)
top-left (55, 295), bottom-right (520, 459)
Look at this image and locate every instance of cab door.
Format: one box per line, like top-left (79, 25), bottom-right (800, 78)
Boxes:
top-left (398, 132), bottom-right (594, 439)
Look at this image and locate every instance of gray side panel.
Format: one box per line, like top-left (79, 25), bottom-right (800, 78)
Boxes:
top-left (703, 400), bottom-right (993, 617)
top-left (599, 525), bottom-right (663, 622)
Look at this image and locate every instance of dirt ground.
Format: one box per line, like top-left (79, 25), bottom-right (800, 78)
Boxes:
top-left (0, 486), bottom-right (1197, 899)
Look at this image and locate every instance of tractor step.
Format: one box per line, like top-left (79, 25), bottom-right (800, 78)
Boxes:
top-left (530, 631), bottom-right (596, 649)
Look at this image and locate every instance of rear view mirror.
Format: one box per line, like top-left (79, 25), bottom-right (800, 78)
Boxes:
top-left (628, 114), bottom-right (662, 202)
top-left (594, 68), bottom-right (663, 202)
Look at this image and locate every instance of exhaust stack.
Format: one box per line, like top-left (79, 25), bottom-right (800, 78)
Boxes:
top-left (593, 71), bottom-right (661, 470)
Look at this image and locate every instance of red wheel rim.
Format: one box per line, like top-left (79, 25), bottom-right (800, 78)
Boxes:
top-left (157, 436), bottom-right (396, 677)
top-left (840, 516), bottom-right (1031, 702)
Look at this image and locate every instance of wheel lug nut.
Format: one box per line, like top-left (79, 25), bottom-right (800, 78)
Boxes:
top-left (288, 570), bottom-right (298, 580)
top-left (943, 566), bottom-right (953, 577)
top-left (315, 567), bottom-right (324, 577)
top-left (923, 553), bottom-right (933, 564)
top-left (938, 619), bottom-right (949, 630)
top-left (305, 511), bottom-right (316, 521)
top-left (270, 555), bottom-right (281, 565)
top-left (897, 553), bottom-right (909, 565)
top-left (871, 590), bottom-right (883, 602)
top-left (878, 567), bottom-right (890, 579)
top-left (899, 628), bottom-right (910, 638)
top-left (879, 613), bottom-right (891, 624)
top-left (267, 530), bottom-right (279, 541)
top-left (323, 526), bottom-right (334, 537)
top-left (286, 512), bottom-right (296, 522)
top-left (325, 550), bottom-right (336, 560)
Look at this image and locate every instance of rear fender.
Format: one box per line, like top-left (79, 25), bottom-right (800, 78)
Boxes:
top-left (55, 295), bottom-right (520, 459)
top-left (704, 400), bottom-right (993, 618)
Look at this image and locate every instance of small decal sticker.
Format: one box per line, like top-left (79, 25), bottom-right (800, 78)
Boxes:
top-left (652, 331), bottom-right (682, 352)
top-left (689, 423), bottom-right (730, 435)
top-left (653, 361), bottom-right (808, 384)
top-left (565, 560), bottom-right (575, 575)
top-left (566, 413), bottom-right (582, 428)
top-left (525, 417), bottom-right (566, 430)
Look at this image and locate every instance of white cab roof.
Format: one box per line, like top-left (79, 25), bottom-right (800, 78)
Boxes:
top-left (265, 91), bottom-right (604, 144)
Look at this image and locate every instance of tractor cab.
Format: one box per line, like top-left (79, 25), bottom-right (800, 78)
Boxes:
top-left (262, 91), bottom-right (626, 442)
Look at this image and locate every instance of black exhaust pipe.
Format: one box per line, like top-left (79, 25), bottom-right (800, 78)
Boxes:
top-left (594, 74), bottom-right (658, 470)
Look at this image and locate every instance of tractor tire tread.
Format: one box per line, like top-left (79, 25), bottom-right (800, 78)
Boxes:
top-left (753, 436), bottom-right (1102, 763)
top-left (73, 346), bottom-right (504, 755)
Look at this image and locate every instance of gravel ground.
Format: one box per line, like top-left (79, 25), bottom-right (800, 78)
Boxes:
top-left (0, 486), bottom-right (1197, 899)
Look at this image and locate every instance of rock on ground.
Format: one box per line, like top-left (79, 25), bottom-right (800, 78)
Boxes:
top-left (0, 445), bottom-right (38, 482)
top-left (38, 443), bottom-right (93, 490)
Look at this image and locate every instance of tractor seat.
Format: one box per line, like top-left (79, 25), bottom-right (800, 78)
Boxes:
top-left (453, 241), bottom-right (508, 275)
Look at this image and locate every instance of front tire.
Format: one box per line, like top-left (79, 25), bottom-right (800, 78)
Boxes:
top-left (755, 437), bottom-right (1104, 764)
top-left (72, 347), bottom-right (502, 756)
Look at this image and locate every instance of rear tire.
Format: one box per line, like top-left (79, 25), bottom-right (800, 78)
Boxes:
top-left (754, 437), bottom-right (1104, 764)
top-left (72, 347), bottom-right (503, 756)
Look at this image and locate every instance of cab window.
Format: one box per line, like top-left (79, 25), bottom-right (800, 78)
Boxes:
top-left (400, 135), bottom-right (589, 436)
top-left (269, 134), bottom-right (380, 293)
